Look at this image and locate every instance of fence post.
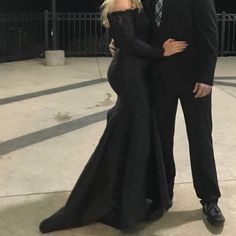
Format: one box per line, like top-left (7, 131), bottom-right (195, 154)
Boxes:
top-left (51, 0), bottom-right (57, 50)
top-left (220, 11), bottom-right (226, 57)
top-left (44, 10), bottom-right (49, 50)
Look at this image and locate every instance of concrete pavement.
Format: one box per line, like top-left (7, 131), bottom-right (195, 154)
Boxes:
top-left (0, 57), bottom-right (235, 236)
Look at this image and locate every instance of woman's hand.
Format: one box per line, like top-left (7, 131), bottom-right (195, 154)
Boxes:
top-left (109, 39), bottom-right (116, 57)
top-left (163, 39), bottom-right (188, 57)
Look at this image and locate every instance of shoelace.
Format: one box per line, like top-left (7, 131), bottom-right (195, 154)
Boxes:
top-left (207, 203), bottom-right (221, 216)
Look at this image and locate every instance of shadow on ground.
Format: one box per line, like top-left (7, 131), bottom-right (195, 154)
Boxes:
top-left (0, 192), bottom-right (224, 236)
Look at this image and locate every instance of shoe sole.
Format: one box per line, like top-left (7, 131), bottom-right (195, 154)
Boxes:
top-left (203, 209), bottom-right (225, 227)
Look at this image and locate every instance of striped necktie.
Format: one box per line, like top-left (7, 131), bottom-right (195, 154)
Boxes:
top-left (155, 0), bottom-right (163, 27)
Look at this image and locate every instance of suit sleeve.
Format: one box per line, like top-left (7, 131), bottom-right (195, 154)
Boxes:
top-left (108, 10), bottom-right (164, 60)
top-left (193, 0), bottom-right (218, 86)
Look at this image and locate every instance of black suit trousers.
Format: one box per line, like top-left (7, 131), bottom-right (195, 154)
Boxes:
top-left (152, 84), bottom-right (221, 203)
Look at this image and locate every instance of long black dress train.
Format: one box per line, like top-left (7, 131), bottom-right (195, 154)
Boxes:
top-left (39, 8), bottom-right (171, 233)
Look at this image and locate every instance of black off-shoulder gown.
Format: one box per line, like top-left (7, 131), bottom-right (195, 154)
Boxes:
top-left (39, 8), bottom-right (171, 233)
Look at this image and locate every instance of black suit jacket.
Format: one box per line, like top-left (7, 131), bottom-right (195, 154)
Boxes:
top-left (144, 0), bottom-right (218, 90)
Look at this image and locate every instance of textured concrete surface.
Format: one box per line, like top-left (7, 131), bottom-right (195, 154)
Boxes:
top-left (0, 57), bottom-right (235, 236)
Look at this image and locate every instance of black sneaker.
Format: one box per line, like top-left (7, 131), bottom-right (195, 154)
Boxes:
top-left (202, 202), bottom-right (225, 226)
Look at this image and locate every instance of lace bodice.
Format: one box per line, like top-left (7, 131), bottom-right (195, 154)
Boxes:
top-left (108, 9), bottom-right (164, 59)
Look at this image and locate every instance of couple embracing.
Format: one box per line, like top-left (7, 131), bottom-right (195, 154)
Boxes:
top-left (39, 0), bottom-right (225, 233)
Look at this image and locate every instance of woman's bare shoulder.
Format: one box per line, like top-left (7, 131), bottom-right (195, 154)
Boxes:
top-left (109, 0), bottom-right (132, 13)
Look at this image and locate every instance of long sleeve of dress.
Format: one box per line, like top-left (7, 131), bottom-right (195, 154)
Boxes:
top-left (107, 9), bottom-right (164, 59)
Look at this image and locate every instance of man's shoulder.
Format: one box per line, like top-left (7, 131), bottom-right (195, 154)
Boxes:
top-left (142, 0), bottom-right (153, 10)
top-left (142, 0), bottom-right (153, 16)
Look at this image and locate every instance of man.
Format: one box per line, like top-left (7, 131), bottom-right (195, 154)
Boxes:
top-left (109, 0), bottom-right (225, 226)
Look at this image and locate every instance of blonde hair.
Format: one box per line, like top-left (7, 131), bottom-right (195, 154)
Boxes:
top-left (101, 0), bottom-right (143, 28)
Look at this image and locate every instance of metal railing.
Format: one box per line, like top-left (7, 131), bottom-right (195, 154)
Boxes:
top-left (217, 12), bottom-right (236, 56)
top-left (0, 12), bottom-right (235, 62)
top-left (44, 11), bottom-right (110, 56)
top-left (0, 13), bottom-right (45, 62)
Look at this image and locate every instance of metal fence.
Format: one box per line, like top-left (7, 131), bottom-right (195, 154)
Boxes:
top-left (217, 12), bottom-right (236, 56)
top-left (44, 11), bottom-right (110, 56)
top-left (0, 12), bottom-right (235, 62)
top-left (0, 13), bottom-right (45, 62)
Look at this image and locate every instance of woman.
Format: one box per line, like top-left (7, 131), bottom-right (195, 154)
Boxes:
top-left (39, 0), bottom-right (187, 233)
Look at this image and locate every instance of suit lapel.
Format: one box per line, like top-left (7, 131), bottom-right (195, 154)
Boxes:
top-left (142, 0), bottom-right (153, 18)
top-left (147, 0), bottom-right (155, 22)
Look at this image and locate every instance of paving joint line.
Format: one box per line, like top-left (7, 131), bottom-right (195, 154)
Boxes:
top-left (216, 85), bottom-right (236, 99)
top-left (0, 179), bottom-right (235, 199)
top-left (0, 190), bottom-right (70, 199)
top-left (175, 178), bottom-right (236, 185)
top-left (96, 57), bottom-right (103, 79)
